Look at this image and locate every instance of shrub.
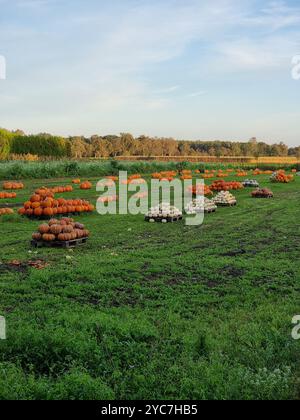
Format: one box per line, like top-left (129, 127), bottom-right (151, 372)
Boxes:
top-left (11, 135), bottom-right (69, 158)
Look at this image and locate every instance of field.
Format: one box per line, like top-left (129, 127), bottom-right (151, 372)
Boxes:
top-left (0, 169), bottom-right (299, 400)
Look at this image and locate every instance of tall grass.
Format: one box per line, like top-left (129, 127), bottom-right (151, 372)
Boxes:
top-left (0, 160), bottom-right (298, 180)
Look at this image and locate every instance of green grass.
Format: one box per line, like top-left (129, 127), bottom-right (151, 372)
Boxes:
top-left (0, 173), bottom-right (299, 400)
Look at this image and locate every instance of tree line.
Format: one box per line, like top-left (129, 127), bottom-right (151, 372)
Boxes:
top-left (1, 128), bottom-right (299, 159)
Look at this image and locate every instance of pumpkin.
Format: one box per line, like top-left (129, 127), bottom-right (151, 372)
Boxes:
top-left (38, 224), bottom-right (50, 234)
top-left (49, 218), bottom-right (59, 225)
top-left (58, 233), bottom-right (72, 241)
top-left (74, 229), bottom-right (82, 238)
top-left (30, 194), bottom-right (41, 203)
top-left (49, 224), bottom-right (63, 235)
top-left (42, 233), bottom-right (56, 242)
top-left (32, 232), bottom-right (42, 241)
top-left (43, 208), bottom-right (53, 217)
top-left (62, 225), bottom-right (74, 233)
top-left (34, 208), bottom-right (43, 217)
top-left (24, 201), bottom-right (32, 209)
top-left (41, 199), bottom-right (53, 208)
top-left (80, 181), bottom-right (92, 190)
top-left (75, 222), bottom-right (84, 229)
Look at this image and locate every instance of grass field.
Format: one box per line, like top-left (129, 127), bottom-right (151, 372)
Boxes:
top-left (0, 173), bottom-right (299, 400)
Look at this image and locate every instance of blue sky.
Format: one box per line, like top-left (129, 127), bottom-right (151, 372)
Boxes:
top-left (0, 0), bottom-right (300, 145)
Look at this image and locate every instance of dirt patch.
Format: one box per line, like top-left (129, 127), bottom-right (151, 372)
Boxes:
top-left (222, 265), bottom-right (246, 278)
top-left (221, 249), bottom-right (247, 257)
top-left (0, 259), bottom-right (49, 273)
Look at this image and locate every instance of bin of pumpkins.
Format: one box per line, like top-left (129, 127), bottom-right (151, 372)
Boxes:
top-left (31, 218), bottom-right (90, 248)
top-left (242, 179), bottom-right (260, 188)
top-left (251, 188), bottom-right (273, 198)
top-left (145, 203), bottom-right (183, 223)
top-left (18, 188), bottom-right (95, 219)
top-left (213, 191), bottom-right (237, 207)
top-left (185, 198), bottom-right (217, 214)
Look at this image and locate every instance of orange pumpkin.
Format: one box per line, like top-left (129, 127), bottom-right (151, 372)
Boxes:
top-left (32, 232), bottom-right (42, 241)
top-left (43, 208), bottom-right (54, 217)
top-left (50, 224), bottom-right (63, 235)
top-left (38, 224), bottom-right (50, 234)
top-left (42, 233), bottom-right (56, 242)
top-left (34, 208), bottom-right (43, 217)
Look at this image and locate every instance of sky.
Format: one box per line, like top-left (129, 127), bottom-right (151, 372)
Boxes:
top-left (0, 0), bottom-right (300, 146)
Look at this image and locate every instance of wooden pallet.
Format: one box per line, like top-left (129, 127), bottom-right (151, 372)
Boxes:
top-left (252, 195), bottom-right (273, 199)
top-left (31, 237), bottom-right (89, 248)
top-left (215, 202), bottom-right (237, 207)
top-left (145, 215), bottom-right (183, 223)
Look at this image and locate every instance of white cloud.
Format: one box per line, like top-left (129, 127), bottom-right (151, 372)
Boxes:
top-left (187, 91), bottom-right (206, 97)
top-left (216, 36), bottom-right (299, 71)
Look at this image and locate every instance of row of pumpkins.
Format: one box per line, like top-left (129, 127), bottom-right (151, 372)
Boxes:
top-left (3, 182), bottom-right (24, 190)
top-left (0, 208), bottom-right (14, 216)
top-left (32, 218), bottom-right (90, 242)
top-left (0, 192), bottom-right (17, 199)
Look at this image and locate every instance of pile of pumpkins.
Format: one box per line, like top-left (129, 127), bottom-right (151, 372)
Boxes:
top-left (3, 181), bottom-right (24, 190)
top-left (32, 218), bottom-right (90, 243)
top-left (0, 192), bottom-right (17, 199)
top-left (185, 198), bottom-right (217, 215)
top-left (0, 208), bottom-right (14, 216)
top-left (270, 171), bottom-right (294, 183)
top-left (213, 191), bottom-right (237, 206)
top-left (210, 180), bottom-right (243, 191)
top-left (251, 188), bottom-right (274, 198)
top-left (146, 203), bottom-right (182, 222)
top-left (18, 189), bottom-right (95, 217)
top-left (187, 184), bottom-right (213, 196)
